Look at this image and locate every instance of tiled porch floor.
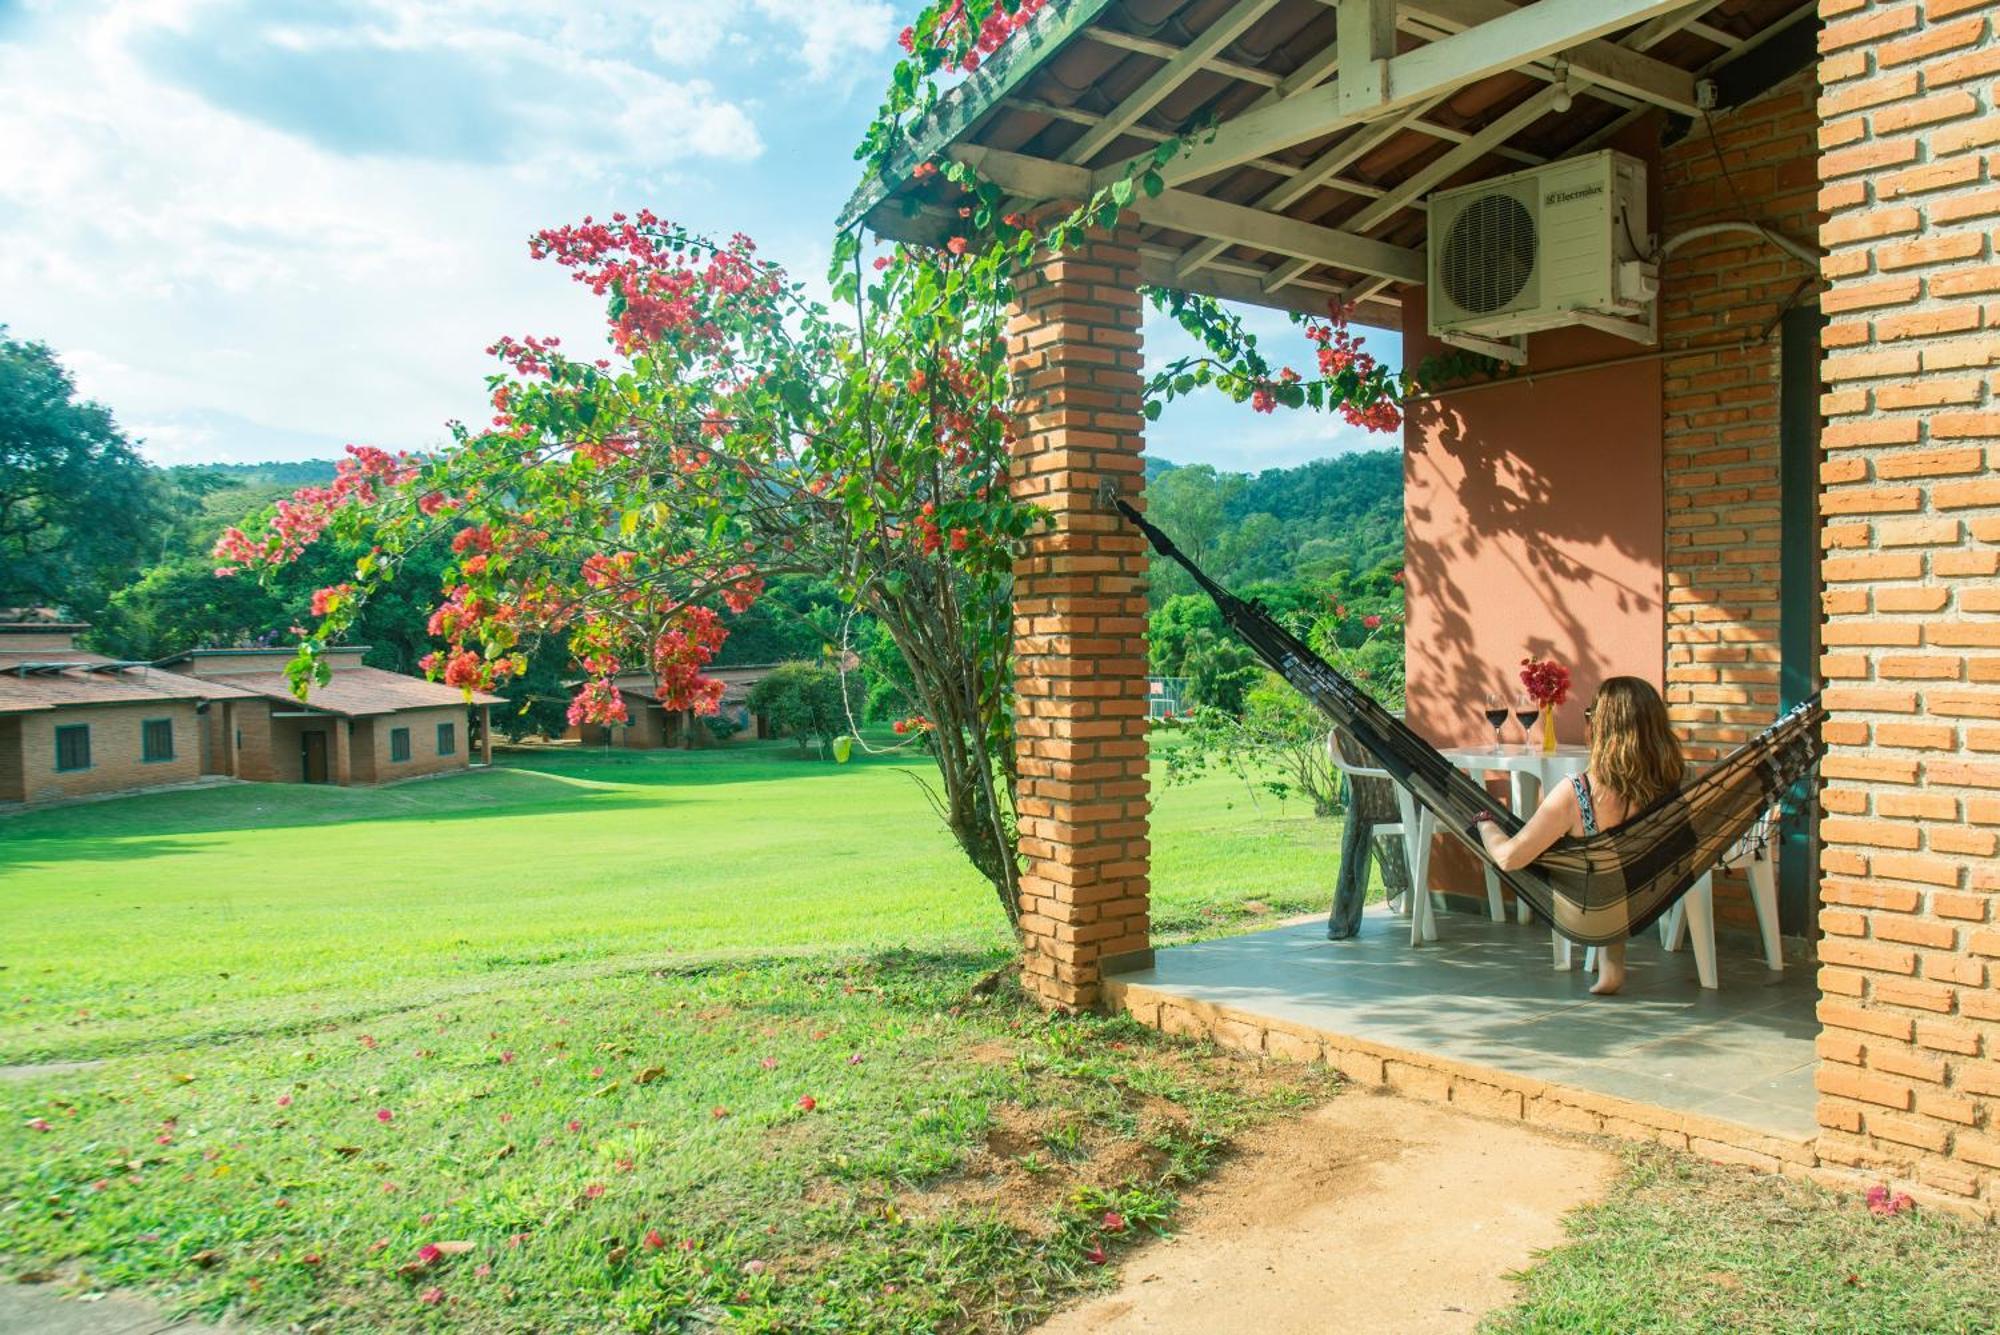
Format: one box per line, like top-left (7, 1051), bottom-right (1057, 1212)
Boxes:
top-left (1112, 904), bottom-right (1820, 1140)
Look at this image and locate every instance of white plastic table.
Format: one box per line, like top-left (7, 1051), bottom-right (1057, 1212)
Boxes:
top-left (1399, 743), bottom-right (1588, 946)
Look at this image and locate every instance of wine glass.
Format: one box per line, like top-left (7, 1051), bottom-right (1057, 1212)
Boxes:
top-left (1482, 693), bottom-right (1508, 747)
top-left (1514, 692), bottom-right (1541, 744)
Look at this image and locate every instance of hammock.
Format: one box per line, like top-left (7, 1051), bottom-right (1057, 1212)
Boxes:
top-left (1118, 498), bottom-right (1824, 947)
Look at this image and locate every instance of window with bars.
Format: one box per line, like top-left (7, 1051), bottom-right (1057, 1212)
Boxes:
top-left (437, 722), bottom-right (456, 756)
top-left (390, 727), bottom-right (412, 763)
top-left (142, 718), bottom-right (175, 763)
top-left (55, 724), bottom-right (91, 772)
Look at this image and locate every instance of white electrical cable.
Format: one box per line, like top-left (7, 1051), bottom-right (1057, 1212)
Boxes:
top-left (1660, 221), bottom-right (1822, 271)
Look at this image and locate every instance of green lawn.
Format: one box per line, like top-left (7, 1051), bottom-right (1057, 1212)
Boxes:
top-left (1485, 1147), bottom-right (2000, 1334)
top-left (0, 740), bottom-right (1335, 1066)
top-left (0, 740), bottom-right (1343, 1331)
top-left (7, 743), bottom-right (1987, 1333)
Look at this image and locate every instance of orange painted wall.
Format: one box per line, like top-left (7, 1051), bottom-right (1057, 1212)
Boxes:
top-left (1401, 291), bottom-right (1668, 898)
top-left (1402, 292), bottom-right (1668, 751)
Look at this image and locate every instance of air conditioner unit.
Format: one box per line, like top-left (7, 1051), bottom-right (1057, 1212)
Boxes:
top-left (1427, 149), bottom-right (1657, 364)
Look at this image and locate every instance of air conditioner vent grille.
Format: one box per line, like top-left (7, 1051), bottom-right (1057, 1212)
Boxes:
top-left (1440, 192), bottom-right (1537, 315)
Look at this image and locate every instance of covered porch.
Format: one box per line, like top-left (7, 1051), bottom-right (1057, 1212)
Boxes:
top-left (844, 0), bottom-right (1999, 1213)
top-left (1113, 907), bottom-right (1818, 1153)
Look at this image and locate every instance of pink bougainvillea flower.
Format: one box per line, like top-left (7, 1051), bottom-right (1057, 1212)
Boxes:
top-left (1101, 1211), bottom-right (1127, 1233)
top-left (369, 1239), bottom-right (390, 1254)
top-left (566, 1120), bottom-right (583, 1133)
top-left (744, 1259), bottom-right (768, 1276)
top-left (276, 1094), bottom-right (292, 1108)
top-left (847, 1053), bottom-right (864, 1066)
top-left (616, 1158), bottom-right (635, 1173)
top-left (417, 1244), bottom-right (443, 1266)
top-left (584, 1184), bottom-right (606, 1199)
top-left (759, 1056), bottom-right (778, 1070)
top-left (1083, 1242), bottom-right (1108, 1265)
top-left (499, 1051), bottom-right (516, 1065)
top-left (797, 1096), bottom-right (817, 1112)
top-left (155, 1133), bottom-right (173, 1145)
top-left (26, 1118), bottom-right (51, 1132)
top-left (359, 1035), bottom-right (378, 1049)
top-left (591, 1066), bottom-right (605, 1078)
top-left (1865, 1185), bottom-right (1916, 1216)
top-left (301, 1252), bottom-right (323, 1266)
top-left (643, 1229), bottom-right (666, 1250)
top-left (711, 1107), bottom-right (729, 1120)
top-left (376, 1109), bottom-right (393, 1124)
top-left (1363, 614), bottom-right (1383, 629)
top-left (419, 1287), bottom-right (444, 1305)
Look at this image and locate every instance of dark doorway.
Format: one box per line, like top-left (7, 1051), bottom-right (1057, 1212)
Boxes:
top-left (1778, 302), bottom-right (1823, 936)
top-left (301, 730), bottom-right (330, 784)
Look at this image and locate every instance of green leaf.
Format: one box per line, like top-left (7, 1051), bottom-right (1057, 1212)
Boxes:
top-left (1110, 177), bottom-right (1134, 207)
top-left (1141, 170), bottom-right (1164, 199)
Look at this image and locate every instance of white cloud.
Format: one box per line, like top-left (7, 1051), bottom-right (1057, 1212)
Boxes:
top-left (0, 1), bottom-right (799, 463)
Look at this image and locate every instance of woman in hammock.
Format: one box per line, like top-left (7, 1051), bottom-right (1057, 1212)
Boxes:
top-left (1471, 676), bottom-right (1685, 995)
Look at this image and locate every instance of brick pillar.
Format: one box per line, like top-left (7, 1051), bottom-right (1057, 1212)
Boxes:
top-left (1815, 0), bottom-right (2000, 1215)
top-left (1007, 226), bottom-right (1152, 1011)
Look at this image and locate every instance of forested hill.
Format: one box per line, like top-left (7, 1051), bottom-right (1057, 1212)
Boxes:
top-left (1142, 448), bottom-right (1403, 602)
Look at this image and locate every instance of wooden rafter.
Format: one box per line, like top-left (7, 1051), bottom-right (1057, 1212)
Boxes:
top-left (1061, 0), bottom-right (1285, 164)
top-left (1260, 80), bottom-right (1565, 293)
top-left (952, 144), bottom-right (1426, 283)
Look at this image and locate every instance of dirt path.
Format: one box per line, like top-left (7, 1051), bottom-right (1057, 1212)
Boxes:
top-left (1036, 1090), bottom-right (1614, 1335)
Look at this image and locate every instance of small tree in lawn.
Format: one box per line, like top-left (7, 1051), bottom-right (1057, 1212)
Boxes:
top-left (749, 661), bottom-right (845, 758)
top-left (219, 215), bottom-right (1037, 921)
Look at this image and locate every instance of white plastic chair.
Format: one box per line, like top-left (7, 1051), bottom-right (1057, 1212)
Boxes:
top-left (1553, 810), bottom-right (1784, 989)
top-left (1659, 816), bottom-right (1785, 981)
top-left (1326, 730), bottom-right (1439, 945)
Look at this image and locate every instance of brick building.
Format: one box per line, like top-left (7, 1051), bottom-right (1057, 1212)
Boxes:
top-left (574, 664), bottom-right (779, 749)
top-left (843, 0), bottom-right (2000, 1213)
top-left (158, 647), bottom-right (502, 786)
top-left (0, 620), bottom-right (252, 804)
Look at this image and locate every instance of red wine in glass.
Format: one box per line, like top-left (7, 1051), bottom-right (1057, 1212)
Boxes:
top-left (1483, 697), bottom-right (1508, 745)
top-left (1514, 699), bottom-right (1540, 742)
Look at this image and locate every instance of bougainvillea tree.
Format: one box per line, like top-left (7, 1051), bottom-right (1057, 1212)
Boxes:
top-left (223, 0), bottom-right (1424, 932)
top-left (221, 215), bottom-right (1036, 917)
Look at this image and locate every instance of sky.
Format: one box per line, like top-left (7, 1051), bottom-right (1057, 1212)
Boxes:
top-left (0, 0), bottom-right (1401, 475)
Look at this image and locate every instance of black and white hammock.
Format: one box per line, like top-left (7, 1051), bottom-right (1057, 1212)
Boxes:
top-left (1119, 498), bottom-right (1824, 947)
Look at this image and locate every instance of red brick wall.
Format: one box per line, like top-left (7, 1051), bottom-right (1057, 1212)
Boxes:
top-left (1660, 71), bottom-right (1823, 759)
top-left (1657, 71), bottom-right (1825, 928)
top-left (1814, 0), bottom-right (1999, 1213)
top-left (367, 708), bottom-right (472, 783)
top-left (9, 702), bottom-right (204, 803)
top-left (1007, 226), bottom-right (1151, 1011)
top-left (0, 716), bottom-right (26, 802)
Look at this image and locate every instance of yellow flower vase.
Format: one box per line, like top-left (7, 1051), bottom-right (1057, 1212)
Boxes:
top-left (1541, 707), bottom-right (1558, 755)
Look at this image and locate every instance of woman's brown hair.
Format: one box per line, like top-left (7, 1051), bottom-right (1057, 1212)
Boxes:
top-left (1587, 676), bottom-right (1684, 811)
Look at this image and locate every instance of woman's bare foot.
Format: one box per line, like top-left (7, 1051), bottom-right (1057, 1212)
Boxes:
top-left (1590, 944), bottom-right (1626, 996)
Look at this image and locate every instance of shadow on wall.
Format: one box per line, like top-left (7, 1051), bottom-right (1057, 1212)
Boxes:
top-left (1401, 290), bottom-right (1667, 751)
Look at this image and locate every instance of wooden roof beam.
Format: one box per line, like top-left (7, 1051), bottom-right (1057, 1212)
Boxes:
top-left (1062, 0), bottom-right (1286, 165)
top-left (1174, 94), bottom-right (1449, 280)
top-left (1260, 80), bottom-right (1565, 293)
top-left (1114, 0), bottom-right (1692, 190)
top-left (1398, 0), bottom-right (1702, 114)
top-left (951, 144), bottom-right (1426, 283)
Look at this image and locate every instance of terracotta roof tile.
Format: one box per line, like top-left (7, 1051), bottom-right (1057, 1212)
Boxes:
top-left (0, 654), bottom-right (258, 715)
top-left (217, 666), bottom-right (504, 717)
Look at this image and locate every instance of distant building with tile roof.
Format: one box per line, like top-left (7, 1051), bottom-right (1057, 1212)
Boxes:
top-left (0, 622), bottom-right (254, 804)
top-left (157, 646), bottom-right (505, 788)
top-left (0, 620), bottom-right (506, 805)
